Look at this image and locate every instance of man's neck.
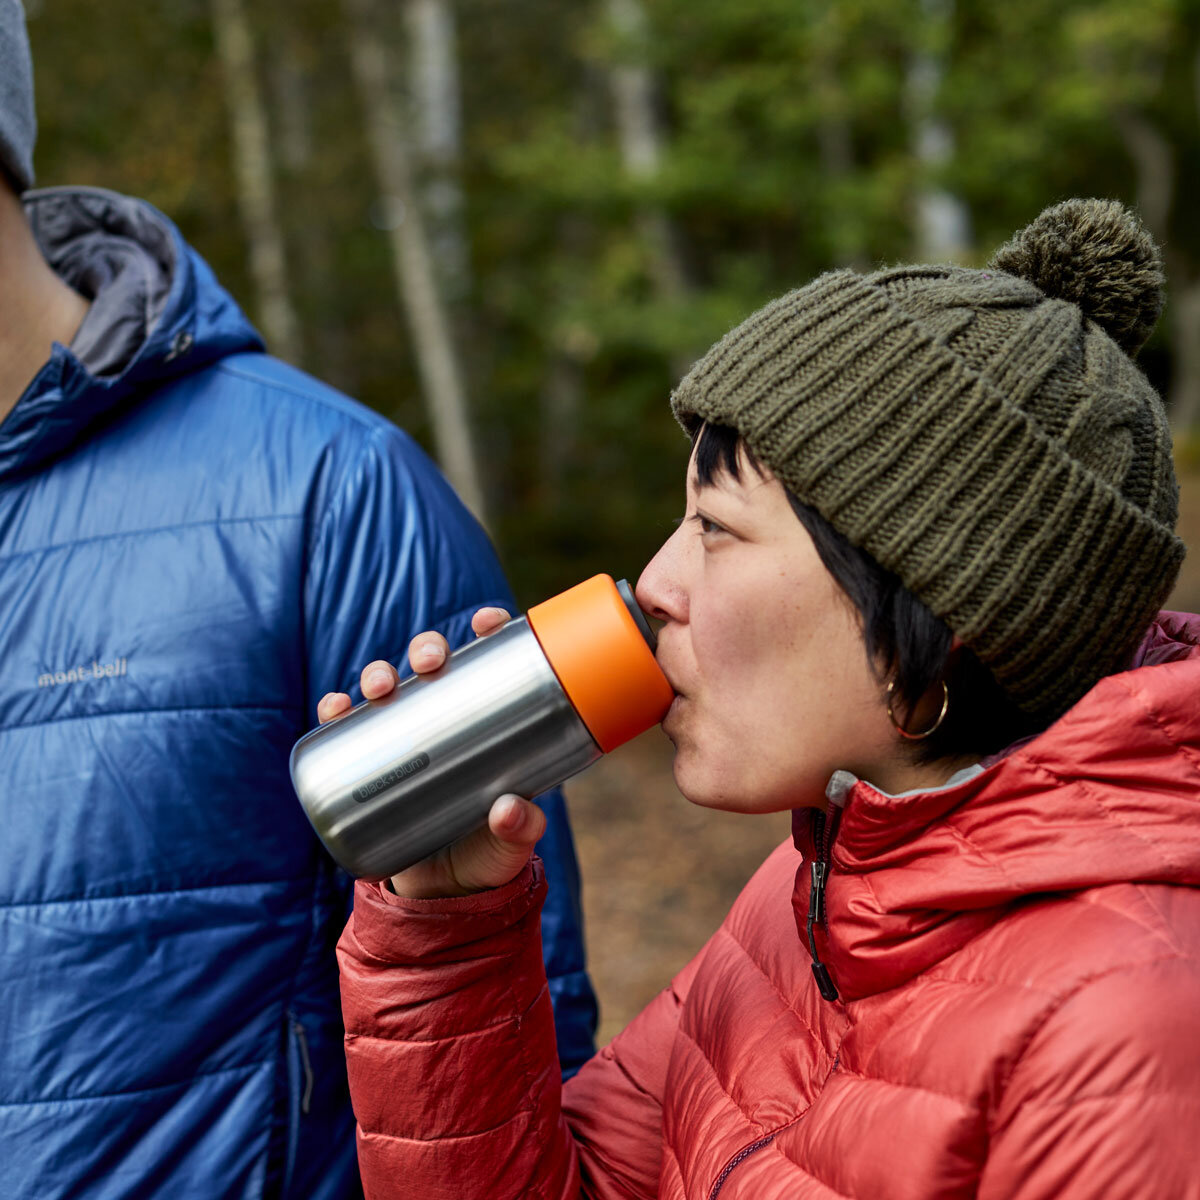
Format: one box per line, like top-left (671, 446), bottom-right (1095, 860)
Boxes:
top-left (0, 186), bottom-right (90, 426)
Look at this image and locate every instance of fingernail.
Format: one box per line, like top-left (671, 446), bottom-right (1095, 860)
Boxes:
top-left (365, 668), bottom-right (393, 691)
top-left (415, 641), bottom-right (445, 667)
top-left (498, 795), bottom-right (523, 832)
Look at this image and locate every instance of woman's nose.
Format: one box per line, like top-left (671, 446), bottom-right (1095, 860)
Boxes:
top-left (635, 529), bottom-right (686, 624)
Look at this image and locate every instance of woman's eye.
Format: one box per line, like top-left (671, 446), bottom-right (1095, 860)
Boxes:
top-left (696, 514), bottom-right (724, 536)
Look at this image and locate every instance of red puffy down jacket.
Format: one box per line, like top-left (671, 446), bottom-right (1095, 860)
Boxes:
top-left (339, 612), bottom-right (1200, 1199)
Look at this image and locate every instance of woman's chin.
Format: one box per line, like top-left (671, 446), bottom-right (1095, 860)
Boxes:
top-left (672, 758), bottom-right (766, 814)
top-left (672, 752), bottom-right (826, 814)
top-left (670, 754), bottom-right (727, 810)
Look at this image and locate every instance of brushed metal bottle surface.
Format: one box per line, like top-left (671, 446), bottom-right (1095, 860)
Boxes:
top-left (290, 617), bottom-right (600, 881)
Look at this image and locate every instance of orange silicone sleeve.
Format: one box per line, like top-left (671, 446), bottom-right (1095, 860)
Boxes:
top-left (526, 574), bottom-right (675, 754)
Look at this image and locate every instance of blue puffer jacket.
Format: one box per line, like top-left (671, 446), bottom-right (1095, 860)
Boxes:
top-left (0, 188), bottom-right (596, 1200)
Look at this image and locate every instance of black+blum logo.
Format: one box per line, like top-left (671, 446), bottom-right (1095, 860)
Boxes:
top-left (353, 753), bottom-right (432, 803)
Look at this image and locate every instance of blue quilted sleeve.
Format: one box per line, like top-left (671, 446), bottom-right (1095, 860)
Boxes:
top-left (301, 423), bottom-right (597, 1076)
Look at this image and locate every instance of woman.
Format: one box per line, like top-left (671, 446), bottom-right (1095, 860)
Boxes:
top-left (325, 200), bottom-right (1200, 1199)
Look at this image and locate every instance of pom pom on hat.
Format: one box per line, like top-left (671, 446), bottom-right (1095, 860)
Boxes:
top-left (988, 198), bottom-right (1164, 355)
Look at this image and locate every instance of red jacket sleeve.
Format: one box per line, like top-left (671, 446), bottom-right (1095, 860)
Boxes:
top-left (339, 860), bottom-right (579, 1199)
top-left (338, 858), bottom-right (697, 1199)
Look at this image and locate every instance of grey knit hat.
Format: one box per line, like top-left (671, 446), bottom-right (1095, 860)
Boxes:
top-left (672, 199), bottom-right (1185, 721)
top-left (0, 0), bottom-right (35, 192)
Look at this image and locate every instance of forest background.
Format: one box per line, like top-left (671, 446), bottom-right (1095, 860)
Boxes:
top-left (26, 0), bottom-right (1200, 1041)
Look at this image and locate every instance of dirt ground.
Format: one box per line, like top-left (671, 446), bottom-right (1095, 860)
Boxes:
top-left (567, 469), bottom-right (1200, 1048)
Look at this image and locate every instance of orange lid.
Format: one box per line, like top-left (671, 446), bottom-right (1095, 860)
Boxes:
top-left (527, 574), bottom-right (675, 753)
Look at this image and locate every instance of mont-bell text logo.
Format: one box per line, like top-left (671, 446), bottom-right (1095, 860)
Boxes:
top-left (38, 656), bottom-right (129, 688)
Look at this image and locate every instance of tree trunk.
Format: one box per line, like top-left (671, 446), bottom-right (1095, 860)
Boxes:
top-left (267, 12), bottom-right (356, 392)
top-left (406, 0), bottom-right (471, 305)
top-left (605, 0), bottom-right (690, 312)
top-left (539, 70), bottom-right (606, 499)
top-left (343, 0), bottom-right (487, 522)
top-left (906, 0), bottom-right (971, 261)
top-left (540, 346), bottom-right (586, 501)
top-left (1113, 108), bottom-right (1173, 238)
top-left (812, 32), bottom-right (867, 272)
top-left (1112, 107), bottom-right (1200, 432)
top-left (210, 0), bottom-right (302, 363)
top-left (1167, 281), bottom-right (1200, 432)
top-left (1172, 46), bottom-right (1200, 434)
top-left (405, 0), bottom-right (482, 455)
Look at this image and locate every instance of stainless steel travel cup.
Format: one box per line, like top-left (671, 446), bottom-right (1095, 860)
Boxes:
top-left (290, 574), bottom-right (674, 881)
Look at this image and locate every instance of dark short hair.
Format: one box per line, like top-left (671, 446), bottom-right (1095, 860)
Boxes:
top-left (691, 423), bottom-right (1044, 764)
top-left (0, 160), bottom-right (20, 198)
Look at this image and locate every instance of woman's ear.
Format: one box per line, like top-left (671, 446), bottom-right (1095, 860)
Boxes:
top-left (950, 635), bottom-right (964, 652)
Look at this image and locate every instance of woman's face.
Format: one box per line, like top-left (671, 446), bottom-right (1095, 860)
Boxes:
top-left (636, 444), bottom-right (907, 813)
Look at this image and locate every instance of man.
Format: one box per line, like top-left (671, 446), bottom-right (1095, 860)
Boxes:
top-left (0, 4), bottom-right (595, 1197)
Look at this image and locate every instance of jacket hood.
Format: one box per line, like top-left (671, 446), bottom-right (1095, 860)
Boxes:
top-left (0, 186), bottom-right (263, 478)
top-left (794, 610), bottom-right (1200, 1001)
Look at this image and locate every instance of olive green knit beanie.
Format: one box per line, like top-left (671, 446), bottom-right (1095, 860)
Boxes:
top-left (671, 199), bottom-right (1185, 721)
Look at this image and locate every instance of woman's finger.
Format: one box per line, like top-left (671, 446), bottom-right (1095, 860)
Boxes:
top-left (487, 793), bottom-right (546, 846)
top-left (470, 607), bottom-right (511, 637)
top-left (360, 659), bottom-right (401, 697)
top-left (406, 633), bottom-right (448, 674)
top-left (442, 795), bottom-right (544, 894)
top-left (388, 794), bottom-right (544, 899)
top-left (317, 691), bottom-right (353, 724)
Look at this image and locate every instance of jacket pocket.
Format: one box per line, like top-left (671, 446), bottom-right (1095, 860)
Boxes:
top-left (281, 1010), bottom-right (315, 1197)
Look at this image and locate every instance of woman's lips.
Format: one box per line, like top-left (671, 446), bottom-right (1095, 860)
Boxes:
top-left (655, 656), bottom-right (684, 724)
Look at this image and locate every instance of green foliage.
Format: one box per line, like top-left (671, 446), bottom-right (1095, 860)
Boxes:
top-left (25, 0), bottom-right (1200, 600)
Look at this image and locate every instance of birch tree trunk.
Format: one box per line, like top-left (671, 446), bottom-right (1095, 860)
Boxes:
top-left (540, 74), bottom-right (605, 496)
top-left (406, 0), bottom-right (471, 304)
top-left (1167, 283), bottom-right (1200, 433)
top-left (540, 211), bottom-right (596, 498)
top-left (1114, 106), bottom-right (1200, 433)
top-left (540, 343), bottom-right (585, 500)
top-left (1114, 109), bottom-right (1172, 237)
top-left (812, 18), bottom-right (867, 273)
top-left (268, 14), bottom-right (355, 392)
top-left (815, 78), bottom-right (861, 269)
top-left (606, 0), bottom-right (689, 308)
top-left (210, 0), bottom-right (302, 363)
top-left (343, 0), bottom-right (487, 522)
top-left (1172, 47), bottom-right (1200, 433)
top-left (907, 0), bottom-right (971, 262)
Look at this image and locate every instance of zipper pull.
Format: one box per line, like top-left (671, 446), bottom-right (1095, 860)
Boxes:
top-left (810, 860), bottom-right (828, 924)
top-left (292, 1018), bottom-right (314, 1115)
top-left (805, 797), bottom-right (844, 1004)
top-left (807, 859), bottom-right (839, 1002)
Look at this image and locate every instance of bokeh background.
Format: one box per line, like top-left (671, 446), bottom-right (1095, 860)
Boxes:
top-left (26, 0), bottom-right (1200, 1043)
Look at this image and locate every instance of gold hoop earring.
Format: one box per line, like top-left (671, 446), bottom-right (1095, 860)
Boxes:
top-left (886, 679), bottom-right (949, 741)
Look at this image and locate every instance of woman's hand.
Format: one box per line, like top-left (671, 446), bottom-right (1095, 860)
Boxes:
top-left (315, 607), bottom-right (546, 899)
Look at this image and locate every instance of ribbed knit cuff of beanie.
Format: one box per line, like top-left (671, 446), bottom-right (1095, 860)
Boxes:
top-left (0, 0), bottom-right (36, 194)
top-left (672, 199), bottom-right (1186, 722)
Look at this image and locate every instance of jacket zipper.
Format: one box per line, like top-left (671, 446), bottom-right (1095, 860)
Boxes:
top-left (806, 800), bottom-right (844, 1003)
top-left (282, 1012), bottom-right (315, 1196)
top-left (705, 1053), bottom-right (843, 1198)
top-left (707, 1134), bottom-right (776, 1200)
top-left (293, 1018), bottom-right (314, 1115)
